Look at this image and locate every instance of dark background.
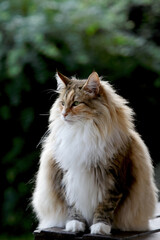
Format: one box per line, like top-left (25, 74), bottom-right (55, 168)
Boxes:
top-left (0, 0), bottom-right (160, 238)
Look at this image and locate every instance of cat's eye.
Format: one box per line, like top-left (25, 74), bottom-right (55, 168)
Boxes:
top-left (61, 101), bottom-right (65, 106)
top-left (72, 101), bottom-right (80, 107)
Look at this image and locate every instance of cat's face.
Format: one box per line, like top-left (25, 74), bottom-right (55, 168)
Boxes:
top-left (56, 72), bottom-right (102, 123)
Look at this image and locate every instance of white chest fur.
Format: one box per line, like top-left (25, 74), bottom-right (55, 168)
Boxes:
top-left (52, 120), bottom-right (107, 223)
top-left (63, 165), bottom-right (104, 223)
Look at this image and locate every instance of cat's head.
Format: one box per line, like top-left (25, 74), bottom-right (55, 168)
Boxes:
top-left (56, 71), bottom-right (103, 123)
top-left (55, 71), bottom-right (134, 133)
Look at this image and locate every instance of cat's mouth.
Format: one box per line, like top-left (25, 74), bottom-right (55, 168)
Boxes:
top-left (61, 115), bottom-right (74, 123)
top-left (64, 119), bottom-right (73, 123)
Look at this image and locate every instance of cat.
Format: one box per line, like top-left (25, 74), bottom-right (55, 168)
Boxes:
top-left (32, 71), bottom-right (158, 235)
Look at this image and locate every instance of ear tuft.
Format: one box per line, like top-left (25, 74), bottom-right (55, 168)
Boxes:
top-left (55, 71), bottom-right (71, 90)
top-left (83, 72), bottom-right (100, 96)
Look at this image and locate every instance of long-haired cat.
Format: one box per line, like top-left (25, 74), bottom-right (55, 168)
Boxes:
top-left (32, 71), bottom-right (158, 235)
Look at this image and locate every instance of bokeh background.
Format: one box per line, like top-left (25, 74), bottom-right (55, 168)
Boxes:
top-left (0, 0), bottom-right (160, 239)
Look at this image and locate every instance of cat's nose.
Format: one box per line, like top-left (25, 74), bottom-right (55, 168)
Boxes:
top-left (62, 111), bottom-right (68, 117)
top-left (63, 112), bottom-right (68, 117)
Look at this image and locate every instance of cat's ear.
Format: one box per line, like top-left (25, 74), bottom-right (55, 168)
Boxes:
top-left (55, 71), bottom-right (71, 90)
top-left (83, 72), bottom-right (100, 96)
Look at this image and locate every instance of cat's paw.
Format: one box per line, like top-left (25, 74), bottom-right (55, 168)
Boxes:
top-left (90, 222), bottom-right (111, 235)
top-left (65, 220), bottom-right (85, 232)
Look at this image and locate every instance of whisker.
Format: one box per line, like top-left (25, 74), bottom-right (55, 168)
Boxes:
top-left (39, 113), bottom-right (49, 116)
top-left (43, 89), bottom-right (55, 94)
top-left (37, 129), bottom-right (49, 148)
top-left (42, 89), bottom-right (58, 100)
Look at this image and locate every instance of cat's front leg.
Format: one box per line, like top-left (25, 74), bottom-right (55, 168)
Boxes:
top-left (65, 206), bottom-right (86, 233)
top-left (91, 193), bottom-right (122, 235)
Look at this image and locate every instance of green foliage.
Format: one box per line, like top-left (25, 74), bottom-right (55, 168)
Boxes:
top-left (1, 0), bottom-right (160, 236)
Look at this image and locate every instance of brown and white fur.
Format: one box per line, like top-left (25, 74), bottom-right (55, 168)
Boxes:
top-left (32, 72), bottom-right (158, 235)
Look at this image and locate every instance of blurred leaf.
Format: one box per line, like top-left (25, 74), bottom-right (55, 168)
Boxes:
top-left (20, 107), bottom-right (34, 131)
top-left (6, 169), bottom-right (16, 184)
top-left (86, 23), bottom-right (99, 36)
top-left (3, 188), bottom-right (18, 225)
top-left (154, 78), bottom-right (160, 88)
top-left (0, 105), bottom-right (11, 120)
top-left (6, 48), bottom-right (27, 77)
top-left (38, 43), bottom-right (60, 58)
top-left (2, 137), bottom-right (24, 164)
top-left (18, 182), bottom-right (28, 195)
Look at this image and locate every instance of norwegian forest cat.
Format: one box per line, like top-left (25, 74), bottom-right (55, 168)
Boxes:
top-left (32, 71), bottom-right (158, 235)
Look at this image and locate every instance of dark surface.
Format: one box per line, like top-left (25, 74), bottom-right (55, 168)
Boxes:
top-left (34, 203), bottom-right (160, 240)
